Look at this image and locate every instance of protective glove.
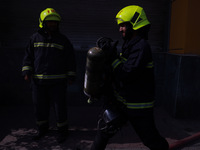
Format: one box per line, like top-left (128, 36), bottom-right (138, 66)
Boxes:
top-left (96, 37), bottom-right (119, 64)
top-left (24, 74), bottom-right (32, 82)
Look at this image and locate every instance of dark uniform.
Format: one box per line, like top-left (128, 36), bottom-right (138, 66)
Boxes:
top-left (91, 35), bottom-right (169, 150)
top-left (22, 28), bottom-right (76, 135)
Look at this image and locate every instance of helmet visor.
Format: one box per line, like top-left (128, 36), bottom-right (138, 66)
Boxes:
top-left (116, 18), bottom-right (126, 25)
top-left (45, 15), bottom-right (60, 22)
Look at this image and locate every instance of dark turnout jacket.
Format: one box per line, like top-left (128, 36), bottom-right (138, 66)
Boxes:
top-left (22, 29), bottom-right (76, 85)
top-left (111, 35), bottom-right (155, 110)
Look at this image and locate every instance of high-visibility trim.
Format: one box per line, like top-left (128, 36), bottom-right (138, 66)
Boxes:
top-left (114, 90), bottom-right (154, 109)
top-left (112, 59), bottom-right (122, 70)
top-left (57, 120), bottom-right (68, 127)
top-left (33, 74), bottom-right (67, 79)
top-left (120, 56), bottom-right (127, 63)
top-left (34, 42), bottom-right (64, 50)
top-left (126, 101), bottom-right (154, 109)
top-left (22, 66), bottom-right (33, 71)
top-left (114, 90), bottom-right (127, 103)
top-left (36, 120), bottom-right (48, 126)
top-left (67, 71), bottom-right (76, 76)
top-left (146, 61), bottom-right (154, 68)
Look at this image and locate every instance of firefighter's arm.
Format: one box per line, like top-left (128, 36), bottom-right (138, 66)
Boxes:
top-left (65, 40), bottom-right (76, 84)
top-left (111, 49), bottom-right (143, 81)
top-left (22, 39), bottom-right (34, 82)
top-left (96, 37), bottom-right (119, 64)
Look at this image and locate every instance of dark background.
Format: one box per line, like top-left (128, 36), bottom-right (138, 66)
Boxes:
top-left (0, 0), bottom-right (200, 118)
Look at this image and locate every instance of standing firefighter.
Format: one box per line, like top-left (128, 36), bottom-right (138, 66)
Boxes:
top-left (89, 5), bottom-right (169, 150)
top-left (22, 8), bottom-right (76, 143)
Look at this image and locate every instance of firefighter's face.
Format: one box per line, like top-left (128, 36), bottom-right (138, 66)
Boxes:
top-left (45, 21), bottom-right (59, 32)
top-left (119, 23), bottom-right (126, 38)
top-left (119, 22), bottom-right (134, 40)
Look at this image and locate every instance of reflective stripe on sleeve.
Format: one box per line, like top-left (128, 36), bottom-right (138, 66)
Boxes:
top-left (112, 59), bottom-right (122, 70)
top-left (22, 66), bottom-right (33, 71)
top-left (146, 61), bottom-right (154, 68)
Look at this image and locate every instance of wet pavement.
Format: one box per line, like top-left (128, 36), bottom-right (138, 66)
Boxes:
top-left (1, 105), bottom-right (200, 150)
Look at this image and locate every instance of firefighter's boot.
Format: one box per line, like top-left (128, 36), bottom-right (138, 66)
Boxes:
top-left (56, 124), bottom-right (68, 143)
top-left (33, 121), bottom-right (49, 140)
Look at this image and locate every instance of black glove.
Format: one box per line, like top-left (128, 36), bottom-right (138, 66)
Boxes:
top-left (96, 37), bottom-right (118, 64)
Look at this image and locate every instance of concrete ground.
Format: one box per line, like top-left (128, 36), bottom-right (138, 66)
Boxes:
top-left (1, 105), bottom-right (200, 150)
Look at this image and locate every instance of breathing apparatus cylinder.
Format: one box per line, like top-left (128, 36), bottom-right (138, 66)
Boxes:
top-left (84, 47), bottom-right (106, 99)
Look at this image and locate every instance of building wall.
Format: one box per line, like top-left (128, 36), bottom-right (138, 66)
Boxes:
top-left (169, 0), bottom-right (200, 55)
top-left (154, 53), bottom-right (200, 118)
top-left (0, 0), bottom-right (170, 106)
top-left (1, 0), bottom-right (169, 50)
top-left (2, 0), bottom-right (200, 119)
top-left (165, 0), bottom-right (200, 118)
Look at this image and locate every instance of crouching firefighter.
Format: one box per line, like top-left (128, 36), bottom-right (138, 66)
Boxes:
top-left (22, 8), bottom-right (76, 143)
top-left (85, 5), bottom-right (169, 150)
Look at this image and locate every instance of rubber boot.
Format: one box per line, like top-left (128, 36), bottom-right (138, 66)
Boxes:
top-left (56, 125), bottom-right (68, 143)
top-left (33, 122), bottom-right (49, 140)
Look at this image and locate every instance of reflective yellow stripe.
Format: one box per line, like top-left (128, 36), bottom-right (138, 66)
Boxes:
top-left (146, 61), bottom-right (154, 68)
top-left (126, 101), bottom-right (154, 109)
top-left (112, 59), bottom-right (122, 70)
top-left (114, 90), bottom-right (126, 103)
top-left (36, 120), bottom-right (48, 126)
top-left (22, 66), bottom-right (33, 71)
top-left (33, 74), bottom-right (67, 79)
top-left (67, 71), bottom-right (76, 76)
top-left (120, 56), bottom-right (127, 63)
top-left (114, 91), bottom-right (154, 109)
top-left (34, 42), bottom-right (64, 50)
top-left (57, 120), bottom-right (68, 127)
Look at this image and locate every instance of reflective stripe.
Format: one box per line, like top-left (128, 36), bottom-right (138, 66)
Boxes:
top-left (33, 74), bottom-right (67, 79)
top-left (57, 120), bottom-right (68, 127)
top-left (114, 90), bottom-right (127, 103)
top-left (67, 71), bottom-right (76, 76)
top-left (36, 120), bottom-right (48, 126)
top-left (126, 101), bottom-right (154, 109)
top-left (114, 91), bottom-right (154, 109)
top-left (146, 61), bottom-right (154, 68)
top-left (22, 66), bottom-right (33, 71)
top-left (112, 59), bottom-right (122, 70)
top-left (34, 42), bottom-right (64, 50)
top-left (120, 56), bottom-right (127, 63)
top-left (112, 56), bottom-right (127, 70)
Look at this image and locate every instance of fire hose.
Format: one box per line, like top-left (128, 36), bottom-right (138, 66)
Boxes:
top-left (169, 132), bottom-right (200, 149)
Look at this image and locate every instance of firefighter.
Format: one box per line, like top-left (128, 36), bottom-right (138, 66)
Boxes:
top-left (22, 8), bottom-right (76, 143)
top-left (90, 5), bottom-right (169, 150)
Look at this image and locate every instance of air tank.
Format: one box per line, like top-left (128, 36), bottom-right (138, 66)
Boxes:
top-left (84, 47), bottom-right (106, 98)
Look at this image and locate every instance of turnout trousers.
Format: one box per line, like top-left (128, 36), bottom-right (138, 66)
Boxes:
top-left (32, 82), bottom-right (68, 128)
top-left (90, 108), bottom-right (169, 150)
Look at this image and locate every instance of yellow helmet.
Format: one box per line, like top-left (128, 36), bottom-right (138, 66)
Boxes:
top-left (39, 8), bottom-right (61, 28)
top-left (116, 5), bottom-right (150, 30)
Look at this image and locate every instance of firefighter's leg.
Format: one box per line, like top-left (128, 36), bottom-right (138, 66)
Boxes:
top-left (129, 112), bottom-right (169, 150)
top-left (90, 129), bottom-right (112, 150)
top-left (32, 83), bottom-right (50, 140)
top-left (50, 83), bottom-right (68, 143)
top-left (91, 107), bottom-right (126, 150)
